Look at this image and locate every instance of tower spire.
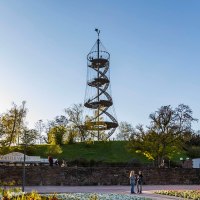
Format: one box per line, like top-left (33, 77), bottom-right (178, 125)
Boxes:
top-left (95, 28), bottom-right (100, 39)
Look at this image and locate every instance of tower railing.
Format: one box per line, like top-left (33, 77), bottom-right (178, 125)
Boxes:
top-left (84, 30), bottom-right (118, 140)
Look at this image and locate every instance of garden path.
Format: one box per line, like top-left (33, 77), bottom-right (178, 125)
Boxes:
top-left (24, 185), bottom-right (199, 200)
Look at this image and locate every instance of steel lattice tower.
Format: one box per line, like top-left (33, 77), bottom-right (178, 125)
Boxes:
top-left (84, 29), bottom-right (118, 140)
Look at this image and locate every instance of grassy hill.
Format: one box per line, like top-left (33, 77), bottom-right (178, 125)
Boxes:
top-left (8, 140), bottom-right (191, 165)
top-left (11, 141), bottom-right (149, 164)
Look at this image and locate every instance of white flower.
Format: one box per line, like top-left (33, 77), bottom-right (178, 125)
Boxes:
top-left (46, 193), bottom-right (151, 200)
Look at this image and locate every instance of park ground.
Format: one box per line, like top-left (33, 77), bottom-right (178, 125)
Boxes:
top-left (23, 185), bottom-right (200, 200)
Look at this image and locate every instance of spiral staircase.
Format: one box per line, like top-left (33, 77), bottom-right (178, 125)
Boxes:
top-left (84, 30), bottom-right (118, 140)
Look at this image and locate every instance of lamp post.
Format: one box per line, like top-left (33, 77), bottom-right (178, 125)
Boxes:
top-left (22, 146), bottom-right (26, 192)
top-left (180, 157), bottom-right (190, 168)
top-left (180, 157), bottom-right (184, 167)
top-left (186, 157), bottom-right (190, 168)
top-left (22, 130), bottom-right (27, 192)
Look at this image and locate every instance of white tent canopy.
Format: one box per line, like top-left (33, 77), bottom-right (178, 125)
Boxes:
top-left (0, 152), bottom-right (48, 164)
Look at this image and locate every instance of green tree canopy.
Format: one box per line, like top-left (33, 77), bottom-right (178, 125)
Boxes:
top-left (48, 125), bottom-right (66, 145)
top-left (0, 101), bottom-right (27, 147)
top-left (128, 104), bottom-right (197, 167)
top-left (65, 104), bottom-right (88, 141)
top-left (116, 121), bottom-right (134, 141)
top-left (20, 129), bottom-right (39, 146)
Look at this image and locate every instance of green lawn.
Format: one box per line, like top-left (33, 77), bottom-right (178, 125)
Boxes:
top-left (7, 140), bottom-right (192, 165)
top-left (14, 141), bottom-right (149, 164)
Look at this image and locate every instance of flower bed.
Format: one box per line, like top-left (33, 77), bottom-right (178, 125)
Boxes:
top-left (155, 190), bottom-right (200, 200)
top-left (0, 189), bottom-right (151, 200)
top-left (47, 193), bottom-right (151, 200)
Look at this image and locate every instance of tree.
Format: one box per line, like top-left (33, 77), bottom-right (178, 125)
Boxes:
top-left (48, 125), bottom-right (66, 145)
top-left (186, 130), bottom-right (200, 146)
top-left (116, 121), bottom-right (134, 141)
top-left (63, 126), bottom-right (78, 144)
top-left (46, 145), bottom-right (63, 157)
top-left (20, 129), bottom-right (39, 146)
top-left (54, 115), bottom-right (68, 127)
top-left (65, 104), bottom-right (88, 141)
top-left (0, 101), bottom-right (27, 147)
top-left (35, 120), bottom-right (45, 144)
top-left (128, 104), bottom-right (197, 167)
top-left (0, 122), bottom-right (6, 147)
top-left (42, 115), bottom-right (68, 144)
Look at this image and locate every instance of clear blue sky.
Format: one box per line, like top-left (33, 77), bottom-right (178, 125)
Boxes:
top-left (0, 0), bottom-right (200, 131)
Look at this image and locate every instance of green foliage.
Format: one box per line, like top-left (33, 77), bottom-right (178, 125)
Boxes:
top-left (128, 104), bottom-right (197, 166)
top-left (63, 128), bottom-right (77, 144)
top-left (0, 190), bottom-right (61, 200)
top-left (48, 126), bottom-right (66, 145)
top-left (128, 127), bottom-right (183, 165)
top-left (0, 101), bottom-right (27, 147)
top-left (45, 145), bottom-right (63, 157)
top-left (20, 129), bottom-right (39, 146)
top-left (0, 146), bottom-right (11, 155)
top-left (0, 180), bottom-right (21, 186)
top-left (64, 104), bottom-right (88, 141)
top-left (187, 146), bottom-right (200, 158)
top-left (116, 121), bottom-right (134, 141)
top-left (24, 141), bottom-right (148, 163)
top-left (0, 187), bottom-right (21, 194)
top-left (186, 131), bottom-right (200, 146)
top-left (155, 190), bottom-right (200, 200)
top-left (2, 140), bottom-right (187, 165)
top-left (2, 145), bottom-right (35, 157)
top-left (0, 190), bottom-right (150, 200)
top-left (89, 194), bottom-right (98, 200)
top-left (84, 138), bottom-right (94, 147)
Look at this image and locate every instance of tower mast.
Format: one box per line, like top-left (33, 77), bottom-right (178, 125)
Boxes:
top-left (95, 29), bottom-right (100, 140)
top-left (84, 29), bottom-right (118, 140)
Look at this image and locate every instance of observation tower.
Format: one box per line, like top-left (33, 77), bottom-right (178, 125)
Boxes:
top-left (84, 29), bottom-right (118, 140)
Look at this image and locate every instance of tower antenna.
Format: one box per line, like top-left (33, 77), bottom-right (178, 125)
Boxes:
top-left (95, 28), bottom-right (100, 39)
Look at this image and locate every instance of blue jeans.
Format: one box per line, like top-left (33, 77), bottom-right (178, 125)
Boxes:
top-left (131, 182), bottom-right (135, 193)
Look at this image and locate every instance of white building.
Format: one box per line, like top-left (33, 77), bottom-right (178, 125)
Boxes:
top-left (192, 158), bottom-right (200, 168)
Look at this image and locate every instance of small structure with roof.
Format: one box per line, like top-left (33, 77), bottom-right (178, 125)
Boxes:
top-left (0, 152), bottom-right (49, 166)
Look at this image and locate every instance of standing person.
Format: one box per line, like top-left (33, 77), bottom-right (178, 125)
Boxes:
top-left (48, 156), bottom-right (53, 166)
top-left (137, 170), bottom-right (143, 194)
top-left (129, 170), bottom-right (136, 194)
top-left (61, 159), bottom-right (67, 167)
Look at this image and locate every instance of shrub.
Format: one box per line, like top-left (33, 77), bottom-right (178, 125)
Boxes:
top-left (45, 145), bottom-right (62, 157)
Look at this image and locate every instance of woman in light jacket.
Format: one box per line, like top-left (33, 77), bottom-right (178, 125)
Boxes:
top-left (129, 170), bottom-right (136, 194)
